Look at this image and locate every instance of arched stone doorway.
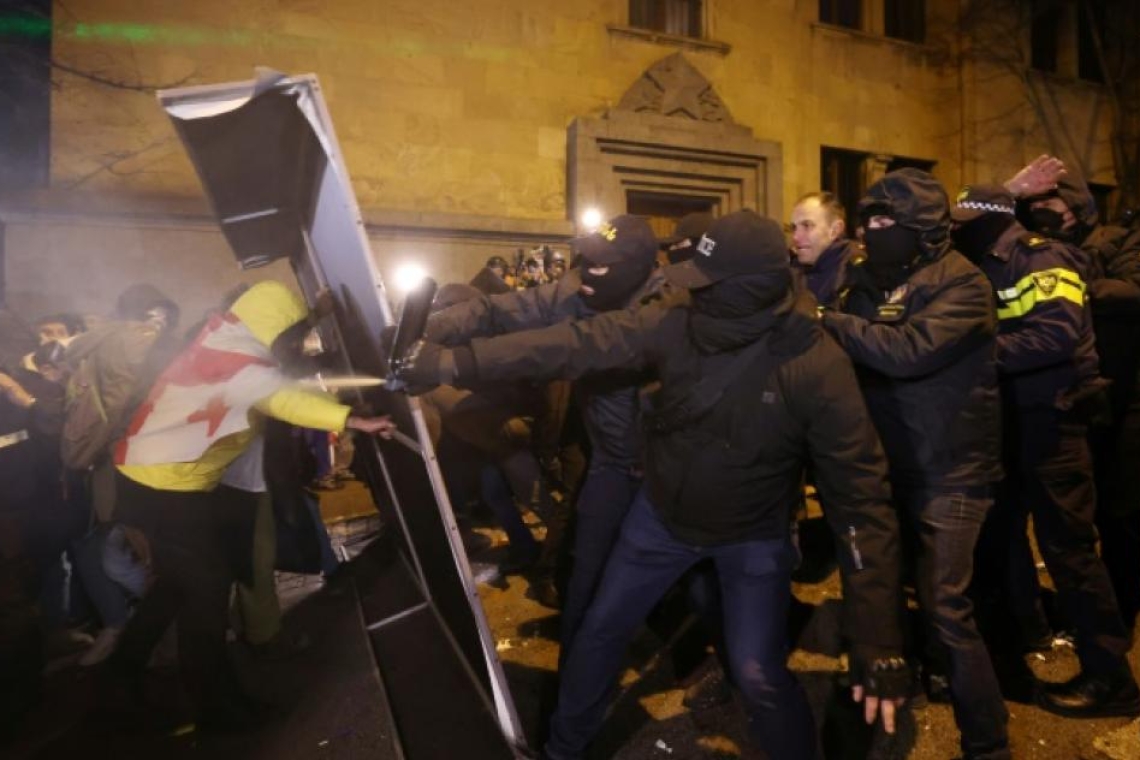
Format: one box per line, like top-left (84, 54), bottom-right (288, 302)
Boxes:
top-left (568, 53), bottom-right (783, 238)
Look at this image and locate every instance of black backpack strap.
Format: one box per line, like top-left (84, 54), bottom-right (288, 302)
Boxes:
top-left (644, 336), bottom-right (771, 434)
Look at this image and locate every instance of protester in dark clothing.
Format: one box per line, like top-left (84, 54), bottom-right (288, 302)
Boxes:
top-left (425, 215), bottom-right (664, 644)
top-left (400, 211), bottom-right (909, 760)
top-left (1016, 168), bottom-right (1140, 631)
top-left (790, 191), bottom-right (862, 306)
top-left (952, 184), bottom-right (1139, 719)
top-left (822, 169), bottom-right (1009, 760)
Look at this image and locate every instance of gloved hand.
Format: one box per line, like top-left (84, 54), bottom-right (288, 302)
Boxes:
top-left (850, 651), bottom-right (910, 735)
top-left (392, 340), bottom-right (477, 395)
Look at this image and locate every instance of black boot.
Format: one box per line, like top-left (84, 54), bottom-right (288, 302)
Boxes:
top-left (1036, 671), bottom-right (1140, 718)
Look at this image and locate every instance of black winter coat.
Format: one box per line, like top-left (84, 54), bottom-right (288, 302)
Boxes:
top-left (1084, 223), bottom-right (1140, 420)
top-left (459, 289), bottom-right (904, 660)
top-left (426, 269), bottom-right (660, 468)
top-left (823, 250), bottom-right (1003, 489)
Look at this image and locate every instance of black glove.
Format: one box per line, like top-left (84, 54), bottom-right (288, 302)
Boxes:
top-left (392, 339), bottom-right (447, 395)
top-left (392, 340), bottom-right (478, 395)
top-left (851, 651), bottom-right (911, 701)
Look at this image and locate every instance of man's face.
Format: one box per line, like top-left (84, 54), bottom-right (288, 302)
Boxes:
top-left (37, 321), bottom-right (69, 345)
top-left (1029, 196), bottom-right (1077, 230)
top-left (790, 199), bottom-right (844, 266)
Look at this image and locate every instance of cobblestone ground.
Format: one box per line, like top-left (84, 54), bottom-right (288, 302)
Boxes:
top-left (465, 504), bottom-right (1140, 760)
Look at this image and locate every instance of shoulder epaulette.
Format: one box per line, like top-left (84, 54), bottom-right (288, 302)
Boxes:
top-left (1019, 232), bottom-right (1050, 249)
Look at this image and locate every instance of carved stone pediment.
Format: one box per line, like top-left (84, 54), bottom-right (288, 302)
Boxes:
top-left (616, 53), bottom-right (733, 123)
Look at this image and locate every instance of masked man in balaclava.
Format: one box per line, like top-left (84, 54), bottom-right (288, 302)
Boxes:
top-left (1014, 166), bottom-right (1140, 631)
top-left (397, 210), bottom-right (909, 760)
top-left (821, 169), bottom-right (1009, 760)
top-left (951, 185), bottom-right (1139, 719)
top-left (419, 215), bottom-right (662, 648)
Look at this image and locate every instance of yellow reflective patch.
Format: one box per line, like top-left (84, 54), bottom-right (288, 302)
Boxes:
top-left (599, 222), bottom-right (617, 241)
top-left (996, 267), bottom-right (1085, 320)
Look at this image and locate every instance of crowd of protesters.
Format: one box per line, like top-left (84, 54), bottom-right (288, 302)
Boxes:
top-left (0, 282), bottom-right (395, 741)
top-left (399, 155), bottom-right (1140, 760)
top-left (2, 152), bottom-right (1139, 759)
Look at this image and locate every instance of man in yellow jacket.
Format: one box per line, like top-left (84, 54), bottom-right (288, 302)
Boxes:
top-left (106, 281), bottom-right (393, 732)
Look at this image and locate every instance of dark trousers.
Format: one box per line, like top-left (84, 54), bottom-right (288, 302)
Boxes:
top-left (112, 475), bottom-right (257, 715)
top-left (998, 409), bottom-right (1131, 676)
top-left (545, 490), bottom-right (814, 760)
top-left (898, 487), bottom-right (1009, 760)
top-left (1089, 410), bottom-right (1140, 631)
top-left (558, 464), bottom-right (641, 661)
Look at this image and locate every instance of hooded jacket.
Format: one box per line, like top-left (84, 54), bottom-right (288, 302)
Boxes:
top-left (115, 281), bottom-right (350, 492)
top-left (825, 169), bottom-right (1002, 488)
top-left (451, 286), bottom-right (903, 662)
top-left (824, 252), bottom-right (1002, 488)
top-left (857, 167), bottom-right (953, 262)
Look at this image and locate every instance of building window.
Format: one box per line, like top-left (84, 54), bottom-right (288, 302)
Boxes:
top-left (1031, 0), bottom-right (1062, 73)
top-left (886, 155), bottom-right (936, 174)
top-left (630, 0), bottom-right (704, 39)
top-left (884, 0), bottom-right (925, 43)
top-left (821, 147), bottom-right (867, 231)
top-left (0, 0), bottom-right (52, 192)
top-left (819, 0), bottom-right (862, 31)
top-left (1087, 182), bottom-right (1115, 225)
top-left (1077, 1), bottom-right (1105, 82)
top-left (822, 148), bottom-right (937, 231)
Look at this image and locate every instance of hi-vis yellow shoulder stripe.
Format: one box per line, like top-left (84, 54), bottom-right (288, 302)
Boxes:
top-left (995, 268), bottom-right (1085, 320)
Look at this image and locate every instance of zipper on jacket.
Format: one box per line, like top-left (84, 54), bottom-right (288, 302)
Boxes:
top-left (847, 526), bottom-right (864, 570)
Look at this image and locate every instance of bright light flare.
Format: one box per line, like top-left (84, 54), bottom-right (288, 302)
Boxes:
top-left (393, 262), bottom-right (429, 293)
top-left (580, 207), bottom-right (603, 232)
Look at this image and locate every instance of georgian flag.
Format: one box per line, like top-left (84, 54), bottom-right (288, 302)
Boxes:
top-left (114, 312), bottom-right (288, 466)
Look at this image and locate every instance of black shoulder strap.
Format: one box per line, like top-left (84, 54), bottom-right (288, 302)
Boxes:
top-left (644, 336), bottom-right (771, 434)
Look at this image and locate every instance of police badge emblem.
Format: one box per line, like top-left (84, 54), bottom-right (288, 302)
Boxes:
top-left (1033, 272), bottom-right (1058, 296)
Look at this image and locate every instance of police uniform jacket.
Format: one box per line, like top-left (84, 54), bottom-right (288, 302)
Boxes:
top-left (979, 222), bottom-right (1100, 409)
top-left (822, 249), bottom-right (1002, 489)
top-left (426, 269), bottom-right (661, 469)
top-left (451, 288), bottom-right (904, 661)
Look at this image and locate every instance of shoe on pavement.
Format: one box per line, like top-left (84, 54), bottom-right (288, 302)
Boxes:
top-left (682, 665), bottom-right (733, 711)
top-left (1037, 671), bottom-right (1140, 718)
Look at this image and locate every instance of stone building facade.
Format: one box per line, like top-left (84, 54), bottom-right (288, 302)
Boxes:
top-left (0, 0), bottom-right (1131, 321)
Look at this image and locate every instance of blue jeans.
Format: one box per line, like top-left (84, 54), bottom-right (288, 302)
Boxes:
top-left (545, 489), bottom-right (815, 760)
top-left (898, 487), bottom-right (1009, 760)
top-left (480, 466), bottom-right (539, 558)
top-left (559, 465), bottom-right (641, 660)
top-left (72, 525), bottom-right (144, 629)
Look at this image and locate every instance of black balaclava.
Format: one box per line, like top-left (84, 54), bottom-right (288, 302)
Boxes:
top-left (952, 214), bottom-right (1016, 263)
top-left (690, 270), bottom-right (790, 319)
top-left (863, 225), bottom-right (920, 290)
top-left (580, 257), bottom-right (653, 311)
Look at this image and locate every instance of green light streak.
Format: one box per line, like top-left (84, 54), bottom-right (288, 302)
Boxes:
top-left (0, 14), bottom-right (52, 40)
